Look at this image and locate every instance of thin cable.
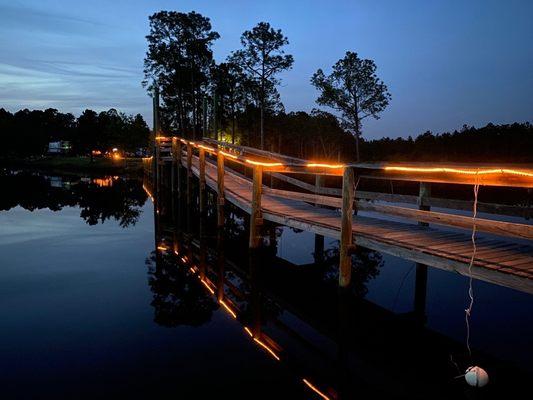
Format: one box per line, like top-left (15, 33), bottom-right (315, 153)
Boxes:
top-left (465, 181), bottom-right (480, 360)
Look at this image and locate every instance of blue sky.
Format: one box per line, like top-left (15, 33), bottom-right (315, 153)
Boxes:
top-left (1, 0), bottom-right (532, 139)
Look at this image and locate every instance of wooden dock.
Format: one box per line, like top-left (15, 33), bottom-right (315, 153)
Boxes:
top-left (147, 136), bottom-right (533, 295)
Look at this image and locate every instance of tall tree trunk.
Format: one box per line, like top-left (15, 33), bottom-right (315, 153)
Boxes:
top-left (232, 113), bottom-right (235, 144)
top-left (354, 132), bottom-right (360, 162)
top-left (260, 52), bottom-right (265, 150)
top-left (260, 104), bottom-right (264, 149)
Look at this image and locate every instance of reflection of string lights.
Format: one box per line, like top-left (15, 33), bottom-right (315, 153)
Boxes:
top-left (302, 379), bottom-right (330, 400)
top-left (142, 184), bottom-right (154, 201)
top-left (172, 240), bottom-right (283, 366)
top-left (253, 337), bottom-right (281, 361)
top-left (384, 166), bottom-right (533, 178)
top-left (219, 300), bottom-right (237, 319)
top-left (157, 245), bottom-right (168, 251)
top-left (200, 279), bottom-right (215, 295)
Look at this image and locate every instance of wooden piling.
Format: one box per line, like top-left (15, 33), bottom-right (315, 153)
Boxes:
top-left (217, 152), bottom-right (225, 227)
top-left (186, 143), bottom-right (193, 205)
top-left (199, 148), bottom-right (206, 214)
top-left (199, 214), bottom-right (207, 280)
top-left (314, 174), bottom-right (325, 263)
top-left (176, 140), bottom-right (182, 196)
top-left (249, 166), bottom-right (263, 249)
top-left (314, 234), bottom-right (325, 264)
top-left (339, 167), bottom-right (355, 287)
top-left (171, 138), bottom-right (177, 196)
top-left (216, 227), bottom-right (225, 302)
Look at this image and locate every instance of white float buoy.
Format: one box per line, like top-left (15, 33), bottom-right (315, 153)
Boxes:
top-left (465, 366), bottom-right (489, 387)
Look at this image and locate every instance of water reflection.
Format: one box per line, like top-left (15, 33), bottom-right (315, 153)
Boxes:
top-left (147, 178), bottom-right (387, 399)
top-left (147, 173), bottom-right (532, 399)
top-left (0, 170), bottom-right (147, 226)
top-left (145, 250), bottom-right (218, 327)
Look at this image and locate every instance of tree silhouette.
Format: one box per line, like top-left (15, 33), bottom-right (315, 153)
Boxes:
top-left (230, 22), bottom-right (293, 149)
top-left (311, 51), bottom-right (391, 161)
top-left (143, 11), bottom-right (219, 138)
top-left (0, 107), bottom-right (149, 157)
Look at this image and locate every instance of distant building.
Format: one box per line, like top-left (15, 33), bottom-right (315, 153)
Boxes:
top-left (48, 141), bottom-right (71, 154)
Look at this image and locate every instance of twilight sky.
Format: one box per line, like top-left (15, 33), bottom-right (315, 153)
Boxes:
top-left (1, 0), bottom-right (532, 139)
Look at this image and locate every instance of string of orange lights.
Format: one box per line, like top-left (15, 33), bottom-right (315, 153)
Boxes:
top-left (157, 136), bottom-right (533, 182)
top-left (384, 166), bottom-right (533, 177)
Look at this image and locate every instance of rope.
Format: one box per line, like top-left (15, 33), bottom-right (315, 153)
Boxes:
top-left (465, 181), bottom-right (480, 360)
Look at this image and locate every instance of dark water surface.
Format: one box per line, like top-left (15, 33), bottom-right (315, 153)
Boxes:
top-left (0, 170), bottom-right (531, 399)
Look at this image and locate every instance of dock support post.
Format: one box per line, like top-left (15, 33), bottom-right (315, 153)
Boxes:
top-left (199, 148), bottom-right (206, 214)
top-left (152, 85), bottom-right (160, 195)
top-left (199, 214), bottom-right (207, 280)
top-left (314, 174), bottom-right (325, 263)
top-left (249, 166), bottom-right (263, 249)
top-left (217, 152), bottom-right (225, 227)
top-left (171, 137), bottom-right (178, 195)
top-left (176, 140), bottom-right (182, 197)
top-left (216, 227), bottom-right (225, 302)
top-left (186, 143), bottom-right (193, 205)
top-left (418, 182), bottom-right (431, 226)
top-left (339, 167), bottom-right (355, 288)
top-left (314, 234), bottom-right (325, 264)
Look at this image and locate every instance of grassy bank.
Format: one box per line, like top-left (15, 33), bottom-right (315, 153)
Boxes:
top-left (0, 156), bottom-right (143, 175)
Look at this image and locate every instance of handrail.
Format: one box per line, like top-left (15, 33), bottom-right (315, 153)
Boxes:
top-left (158, 135), bottom-right (533, 219)
top-left (159, 135), bottom-right (533, 187)
top-left (154, 134), bottom-right (533, 289)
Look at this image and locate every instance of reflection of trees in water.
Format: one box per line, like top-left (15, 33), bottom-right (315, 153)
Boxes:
top-left (323, 243), bottom-right (383, 297)
top-left (0, 170), bottom-right (147, 227)
top-left (146, 252), bottom-right (217, 327)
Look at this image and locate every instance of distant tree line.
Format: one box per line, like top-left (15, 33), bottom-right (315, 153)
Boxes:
top-left (0, 108), bottom-right (150, 157)
top-left (360, 122), bottom-right (533, 162)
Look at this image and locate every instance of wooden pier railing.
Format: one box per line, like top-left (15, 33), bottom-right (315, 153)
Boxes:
top-left (148, 135), bottom-right (533, 294)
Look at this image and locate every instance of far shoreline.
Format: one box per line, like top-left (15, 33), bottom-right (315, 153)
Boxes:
top-left (0, 156), bottom-right (143, 176)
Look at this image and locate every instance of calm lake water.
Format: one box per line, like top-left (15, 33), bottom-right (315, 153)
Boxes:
top-left (0, 170), bottom-right (531, 399)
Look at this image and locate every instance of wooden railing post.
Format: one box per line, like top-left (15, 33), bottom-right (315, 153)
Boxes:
top-left (339, 166), bottom-right (355, 288)
top-left (418, 182), bottom-right (431, 226)
top-left (199, 148), bottom-right (206, 214)
top-left (249, 165), bottom-right (263, 249)
top-left (217, 152), bottom-right (225, 227)
top-left (186, 143), bottom-right (193, 205)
